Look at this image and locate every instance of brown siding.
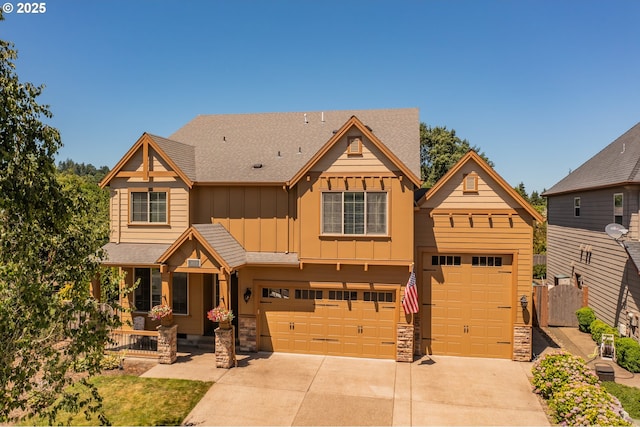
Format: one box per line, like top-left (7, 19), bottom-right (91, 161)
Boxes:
top-left (415, 209), bottom-right (535, 325)
top-left (190, 186), bottom-right (290, 253)
top-left (546, 224), bottom-right (640, 327)
top-left (109, 179), bottom-right (189, 244)
top-left (297, 173), bottom-right (414, 263)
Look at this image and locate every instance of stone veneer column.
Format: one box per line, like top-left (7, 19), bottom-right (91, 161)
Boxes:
top-left (396, 324), bottom-right (414, 362)
top-left (513, 326), bottom-right (532, 361)
top-left (215, 326), bottom-right (236, 369)
top-left (157, 324), bottom-right (177, 364)
top-left (238, 316), bottom-right (257, 352)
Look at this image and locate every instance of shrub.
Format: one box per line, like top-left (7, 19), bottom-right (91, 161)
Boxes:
top-left (575, 306), bottom-right (596, 333)
top-left (590, 319), bottom-right (619, 344)
top-left (549, 383), bottom-right (632, 426)
top-left (531, 351), bottom-right (599, 399)
top-left (616, 337), bottom-right (640, 373)
top-left (533, 264), bottom-right (546, 279)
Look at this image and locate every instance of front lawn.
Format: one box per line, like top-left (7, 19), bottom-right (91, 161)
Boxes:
top-left (602, 381), bottom-right (640, 419)
top-left (25, 375), bottom-right (212, 426)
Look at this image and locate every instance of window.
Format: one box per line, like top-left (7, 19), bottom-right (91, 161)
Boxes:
top-left (262, 288), bottom-right (290, 299)
top-left (130, 190), bottom-right (167, 223)
top-left (614, 193), bottom-right (623, 225)
top-left (328, 290), bottom-right (358, 300)
top-left (295, 289), bottom-right (323, 299)
top-left (133, 268), bottom-right (162, 312)
top-left (347, 136), bottom-right (362, 155)
top-left (574, 197), bottom-right (580, 217)
top-left (364, 292), bottom-right (395, 302)
top-left (472, 256), bottom-right (502, 267)
top-left (432, 255), bottom-right (461, 266)
top-left (463, 173), bottom-right (478, 193)
top-left (321, 192), bottom-right (387, 235)
top-left (172, 272), bottom-right (188, 315)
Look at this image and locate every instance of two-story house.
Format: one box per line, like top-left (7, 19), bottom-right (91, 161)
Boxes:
top-left (99, 108), bottom-right (541, 361)
top-left (544, 122), bottom-right (640, 337)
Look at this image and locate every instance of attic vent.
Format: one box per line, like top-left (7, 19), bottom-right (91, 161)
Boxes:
top-left (297, 147), bottom-right (302, 154)
top-left (223, 136), bottom-right (226, 142)
top-left (277, 150), bottom-right (281, 158)
top-left (304, 113), bottom-right (308, 124)
top-left (332, 130), bottom-right (338, 134)
top-left (187, 258), bottom-right (201, 268)
top-left (253, 163), bottom-right (263, 169)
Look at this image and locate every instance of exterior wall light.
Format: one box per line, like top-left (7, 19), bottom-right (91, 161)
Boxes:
top-left (520, 295), bottom-right (528, 309)
top-left (243, 288), bottom-right (252, 303)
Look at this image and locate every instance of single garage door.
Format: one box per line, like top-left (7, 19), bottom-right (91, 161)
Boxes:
top-left (421, 253), bottom-right (513, 359)
top-left (259, 286), bottom-right (397, 359)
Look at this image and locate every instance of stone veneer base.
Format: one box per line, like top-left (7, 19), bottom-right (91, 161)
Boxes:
top-left (215, 326), bottom-right (236, 369)
top-left (396, 324), bottom-right (414, 362)
top-left (157, 324), bottom-right (177, 364)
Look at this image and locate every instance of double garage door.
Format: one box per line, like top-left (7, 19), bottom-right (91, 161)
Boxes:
top-left (259, 286), bottom-right (397, 359)
top-left (421, 253), bottom-right (513, 359)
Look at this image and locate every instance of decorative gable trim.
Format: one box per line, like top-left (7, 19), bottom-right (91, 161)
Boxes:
top-left (287, 116), bottom-right (421, 188)
top-left (156, 225), bottom-right (241, 273)
top-left (417, 150), bottom-right (543, 222)
top-left (99, 133), bottom-right (194, 189)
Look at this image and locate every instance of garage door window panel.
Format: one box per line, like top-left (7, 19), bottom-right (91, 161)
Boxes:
top-left (262, 288), bottom-right (290, 299)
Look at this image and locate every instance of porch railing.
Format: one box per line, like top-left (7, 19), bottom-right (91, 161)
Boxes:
top-left (106, 329), bottom-right (160, 358)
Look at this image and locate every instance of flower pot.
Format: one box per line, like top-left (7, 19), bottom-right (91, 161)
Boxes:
top-left (160, 314), bottom-right (173, 327)
top-left (219, 320), bottom-right (231, 330)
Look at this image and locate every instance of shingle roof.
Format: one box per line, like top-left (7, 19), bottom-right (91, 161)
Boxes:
top-left (624, 241), bottom-right (640, 275)
top-left (192, 223), bottom-right (247, 268)
top-left (168, 108), bottom-right (420, 183)
top-left (148, 134), bottom-right (196, 180)
top-left (102, 242), bottom-right (170, 265)
top-left (544, 123), bottom-right (640, 196)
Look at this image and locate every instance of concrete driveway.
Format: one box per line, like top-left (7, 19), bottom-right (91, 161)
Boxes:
top-left (158, 352), bottom-right (549, 426)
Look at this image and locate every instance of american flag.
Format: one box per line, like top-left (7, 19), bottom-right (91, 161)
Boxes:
top-left (402, 270), bottom-right (419, 314)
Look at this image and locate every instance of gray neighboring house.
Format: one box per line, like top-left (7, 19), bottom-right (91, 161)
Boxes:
top-left (544, 122), bottom-right (640, 336)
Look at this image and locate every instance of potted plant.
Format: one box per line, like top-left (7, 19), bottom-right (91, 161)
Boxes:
top-left (149, 304), bottom-right (173, 327)
top-left (207, 305), bottom-right (235, 330)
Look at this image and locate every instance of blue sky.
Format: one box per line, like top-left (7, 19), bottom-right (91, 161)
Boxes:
top-left (3, 0), bottom-right (639, 193)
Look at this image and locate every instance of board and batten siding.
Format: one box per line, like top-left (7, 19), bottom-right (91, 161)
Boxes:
top-left (109, 178), bottom-right (190, 244)
top-left (190, 186), bottom-right (293, 253)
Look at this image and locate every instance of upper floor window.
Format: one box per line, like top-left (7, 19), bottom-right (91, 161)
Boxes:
top-left (322, 191), bottom-right (387, 235)
top-left (614, 193), bottom-right (623, 225)
top-left (131, 190), bottom-right (167, 223)
top-left (574, 197), bottom-right (581, 217)
top-left (134, 267), bottom-right (161, 312)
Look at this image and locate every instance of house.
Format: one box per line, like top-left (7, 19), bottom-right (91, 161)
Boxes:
top-left (544, 123), bottom-right (640, 336)
top-left (99, 108), bottom-right (540, 361)
top-left (415, 151), bottom-right (542, 360)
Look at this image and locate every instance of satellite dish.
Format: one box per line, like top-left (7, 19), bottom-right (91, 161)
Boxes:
top-left (605, 223), bottom-right (629, 240)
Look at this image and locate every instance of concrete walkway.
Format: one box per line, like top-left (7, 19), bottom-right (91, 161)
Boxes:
top-left (142, 350), bottom-right (549, 426)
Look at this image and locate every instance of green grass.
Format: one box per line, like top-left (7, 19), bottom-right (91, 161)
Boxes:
top-left (24, 375), bottom-right (212, 426)
top-left (602, 381), bottom-right (640, 419)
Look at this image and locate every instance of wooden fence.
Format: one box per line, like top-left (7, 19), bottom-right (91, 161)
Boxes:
top-left (533, 284), bottom-right (588, 327)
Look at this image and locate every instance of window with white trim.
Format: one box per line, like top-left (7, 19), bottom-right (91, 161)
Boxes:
top-left (131, 190), bottom-right (167, 223)
top-left (322, 191), bottom-right (387, 235)
top-left (614, 193), bottom-right (623, 225)
top-left (172, 272), bottom-right (188, 315)
top-left (133, 268), bottom-right (162, 312)
top-left (574, 197), bottom-right (581, 217)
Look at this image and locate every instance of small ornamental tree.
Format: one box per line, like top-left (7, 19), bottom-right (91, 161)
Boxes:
top-left (0, 19), bottom-right (128, 424)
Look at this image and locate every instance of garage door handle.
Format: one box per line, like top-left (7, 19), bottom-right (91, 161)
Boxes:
top-left (497, 341), bottom-right (511, 344)
top-left (497, 306), bottom-right (511, 309)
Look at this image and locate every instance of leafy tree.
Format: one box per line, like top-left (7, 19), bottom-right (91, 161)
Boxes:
top-left (0, 23), bottom-right (126, 424)
top-left (420, 123), bottom-right (493, 187)
top-left (58, 158), bottom-right (110, 184)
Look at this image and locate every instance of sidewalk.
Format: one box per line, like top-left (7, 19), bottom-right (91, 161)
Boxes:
top-left (543, 326), bottom-right (640, 387)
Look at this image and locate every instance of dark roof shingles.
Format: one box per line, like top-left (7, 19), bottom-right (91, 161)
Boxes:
top-left (544, 123), bottom-right (640, 195)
